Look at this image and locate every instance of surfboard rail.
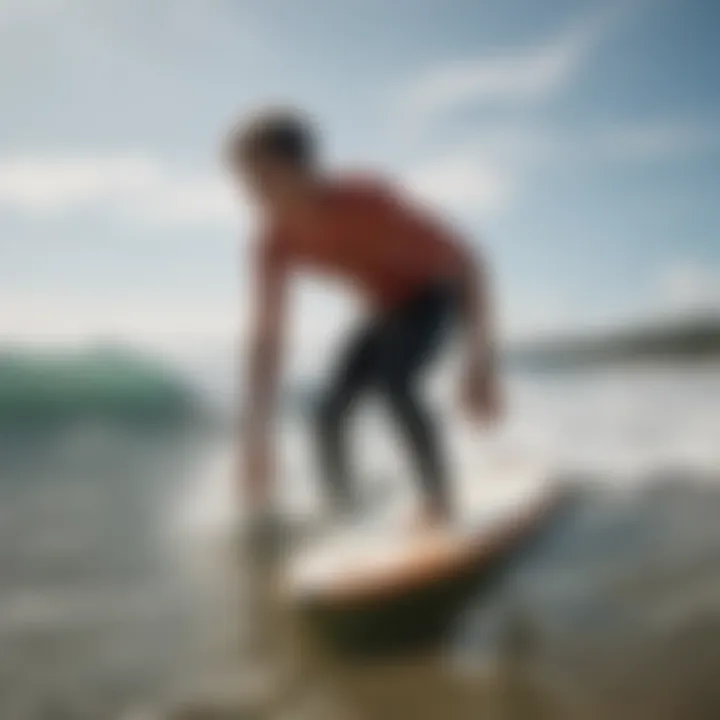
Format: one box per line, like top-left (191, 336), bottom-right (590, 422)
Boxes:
top-left (283, 483), bottom-right (573, 658)
top-left (286, 482), bottom-right (570, 609)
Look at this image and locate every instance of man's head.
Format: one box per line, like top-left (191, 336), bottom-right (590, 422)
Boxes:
top-left (226, 109), bottom-right (318, 212)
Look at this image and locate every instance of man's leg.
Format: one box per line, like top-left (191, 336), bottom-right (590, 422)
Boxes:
top-left (376, 286), bottom-right (456, 518)
top-left (384, 376), bottom-right (449, 516)
top-left (315, 323), bottom-right (378, 512)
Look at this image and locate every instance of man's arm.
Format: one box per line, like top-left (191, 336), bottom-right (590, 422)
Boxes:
top-left (375, 183), bottom-right (501, 421)
top-left (242, 240), bottom-right (286, 508)
top-left (453, 243), bottom-right (502, 422)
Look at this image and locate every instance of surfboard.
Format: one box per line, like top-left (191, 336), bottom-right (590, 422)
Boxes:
top-left (284, 482), bottom-right (570, 656)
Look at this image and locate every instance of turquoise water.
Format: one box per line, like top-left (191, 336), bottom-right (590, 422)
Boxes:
top-left (0, 348), bottom-right (199, 430)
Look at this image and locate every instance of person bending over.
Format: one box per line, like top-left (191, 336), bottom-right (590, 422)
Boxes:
top-left (228, 109), bottom-right (501, 528)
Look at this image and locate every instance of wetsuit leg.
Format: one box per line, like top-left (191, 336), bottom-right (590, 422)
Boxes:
top-left (316, 283), bottom-right (456, 515)
top-left (315, 323), bottom-right (379, 511)
top-left (373, 284), bottom-right (456, 514)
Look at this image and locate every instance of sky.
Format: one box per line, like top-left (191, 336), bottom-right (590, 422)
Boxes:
top-left (1, 0), bottom-right (719, 359)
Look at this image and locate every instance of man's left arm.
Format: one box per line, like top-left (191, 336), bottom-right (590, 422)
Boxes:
top-left (453, 243), bottom-right (502, 423)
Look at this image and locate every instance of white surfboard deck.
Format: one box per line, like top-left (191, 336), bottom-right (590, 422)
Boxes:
top-left (285, 480), bottom-right (564, 605)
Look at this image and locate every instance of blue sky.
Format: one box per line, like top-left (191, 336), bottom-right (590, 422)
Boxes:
top-left (1, 0), bottom-right (719, 354)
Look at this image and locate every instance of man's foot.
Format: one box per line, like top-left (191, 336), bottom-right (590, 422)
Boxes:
top-left (406, 501), bottom-right (451, 533)
top-left (328, 478), bottom-right (394, 526)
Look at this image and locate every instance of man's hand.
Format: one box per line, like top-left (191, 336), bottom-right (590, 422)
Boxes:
top-left (241, 230), bottom-right (286, 516)
top-left (459, 362), bottom-right (502, 425)
top-left (241, 434), bottom-right (273, 511)
top-left (240, 433), bottom-right (288, 560)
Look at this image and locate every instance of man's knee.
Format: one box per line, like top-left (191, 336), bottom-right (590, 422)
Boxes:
top-left (315, 391), bottom-right (344, 434)
top-left (378, 373), bottom-right (413, 411)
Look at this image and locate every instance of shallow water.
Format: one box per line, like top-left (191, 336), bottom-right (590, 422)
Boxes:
top-left (0, 365), bottom-right (718, 718)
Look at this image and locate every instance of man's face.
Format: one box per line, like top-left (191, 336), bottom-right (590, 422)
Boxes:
top-left (238, 155), bottom-right (299, 212)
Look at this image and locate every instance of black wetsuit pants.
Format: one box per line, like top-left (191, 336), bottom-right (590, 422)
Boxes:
top-left (316, 282), bottom-right (457, 515)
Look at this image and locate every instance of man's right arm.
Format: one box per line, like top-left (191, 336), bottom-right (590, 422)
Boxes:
top-left (242, 238), bottom-right (286, 509)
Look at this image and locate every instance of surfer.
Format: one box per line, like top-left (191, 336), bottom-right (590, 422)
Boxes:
top-left (229, 109), bottom-right (501, 528)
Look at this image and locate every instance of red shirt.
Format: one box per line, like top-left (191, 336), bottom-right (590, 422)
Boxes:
top-left (256, 176), bottom-right (465, 311)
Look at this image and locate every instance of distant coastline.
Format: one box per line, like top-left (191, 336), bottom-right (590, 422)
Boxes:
top-left (2, 314), bottom-right (718, 431)
top-left (509, 314), bottom-right (720, 371)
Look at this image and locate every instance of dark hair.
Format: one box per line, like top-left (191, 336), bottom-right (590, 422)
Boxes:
top-left (227, 109), bottom-right (316, 169)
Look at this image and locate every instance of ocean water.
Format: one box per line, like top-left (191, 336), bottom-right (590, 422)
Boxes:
top-left (0, 363), bottom-right (718, 718)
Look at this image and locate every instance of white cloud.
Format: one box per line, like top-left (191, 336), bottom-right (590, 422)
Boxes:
top-left (0, 155), bottom-right (160, 210)
top-left (0, 293), bottom-right (237, 346)
top-left (403, 155), bottom-right (513, 217)
top-left (404, 116), bottom-right (720, 217)
top-left (657, 262), bottom-right (720, 317)
top-left (506, 260), bottom-right (720, 342)
top-left (0, 154), bottom-right (246, 229)
top-left (403, 34), bottom-right (584, 118)
top-left (136, 175), bottom-right (244, 229)
top-left (394, 1), bottom-right (652, 130)
top-left (392, 5), bottom-right (647, 215)
top-left (0, 282), bottom-right (360, 373)
top-left (397, 20), bottom-right (596, 127)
